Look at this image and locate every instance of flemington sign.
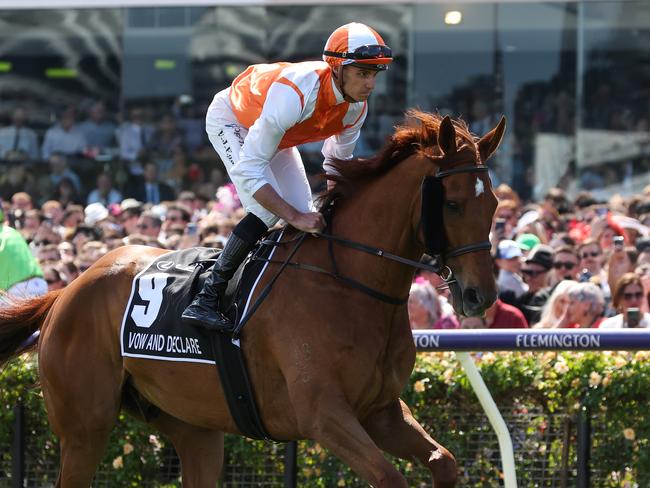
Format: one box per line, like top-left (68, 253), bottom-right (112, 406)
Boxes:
top-left (412, 329), bottom-right (650, 352)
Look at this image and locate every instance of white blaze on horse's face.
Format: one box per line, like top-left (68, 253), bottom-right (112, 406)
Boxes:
top-left (474, 176), bottom-right (485, 198)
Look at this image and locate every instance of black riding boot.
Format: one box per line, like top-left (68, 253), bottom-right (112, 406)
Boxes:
top-left (181, 213), bottom-right (267, 332)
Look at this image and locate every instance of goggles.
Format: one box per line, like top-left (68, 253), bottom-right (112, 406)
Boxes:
top-left (324, 44), bottom-right (392, 61)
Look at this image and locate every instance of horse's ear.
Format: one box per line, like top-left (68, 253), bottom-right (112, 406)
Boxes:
top-left (438, 115), bottom-right (457, 156)
top-left (478, 116), bottom-right (506, 162)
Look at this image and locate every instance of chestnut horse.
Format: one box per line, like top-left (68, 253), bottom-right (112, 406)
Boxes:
top-left (0, 111), bottom-right (504, 487)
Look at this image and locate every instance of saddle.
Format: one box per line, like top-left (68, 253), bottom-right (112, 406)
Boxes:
top-left (120, 231), bottom-right (285, 440)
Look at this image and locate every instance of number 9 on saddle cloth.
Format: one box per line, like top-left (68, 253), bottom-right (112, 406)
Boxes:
top-left (120, 233), bottom-right (282, 364)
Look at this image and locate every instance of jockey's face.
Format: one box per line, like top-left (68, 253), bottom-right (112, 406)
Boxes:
top-left (338, 65), bottom-right (380, 102)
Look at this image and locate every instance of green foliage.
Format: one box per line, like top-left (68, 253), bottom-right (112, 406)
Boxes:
top-left (1, 351), bottom-right (649, 486)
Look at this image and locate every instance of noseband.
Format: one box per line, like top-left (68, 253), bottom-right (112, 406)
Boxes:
top-left (421, 164), bottom-right (492, 281)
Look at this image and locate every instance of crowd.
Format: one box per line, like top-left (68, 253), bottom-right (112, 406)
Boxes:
top-left (410, 185), bottom-right (650, 330)
top-left (2, 101), bottom-right (650, 330)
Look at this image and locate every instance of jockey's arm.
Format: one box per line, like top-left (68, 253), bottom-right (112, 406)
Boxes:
top-left (322, 102), bottom-right (368, 189)
top-left (230, 81), bottom-right (325, 233)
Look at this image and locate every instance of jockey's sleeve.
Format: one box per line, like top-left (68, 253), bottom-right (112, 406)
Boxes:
top-left (321, 102), bottom-right (368, 176)
top-left (229, 82), bottom-right (304, 197)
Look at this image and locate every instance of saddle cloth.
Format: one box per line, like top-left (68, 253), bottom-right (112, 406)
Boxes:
top-left (120, 231), bottom-right (283, 363)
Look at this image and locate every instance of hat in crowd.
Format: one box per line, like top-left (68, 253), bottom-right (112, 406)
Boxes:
top-left (120, 198), bottom-right (143, 211)
top-left (496, 240), bottom-right (524, 260)
top-left (525, 244), bottom-right (555, 270)
top-left (84, 202), bottom-right (109, 226)
top-left (514, 210), bottom-right (539, 233)
top-left (516, 233), bottom-right (541, 251)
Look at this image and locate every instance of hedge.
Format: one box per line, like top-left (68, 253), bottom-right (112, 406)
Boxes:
top-left (1, 350), bottom-right (648, 486)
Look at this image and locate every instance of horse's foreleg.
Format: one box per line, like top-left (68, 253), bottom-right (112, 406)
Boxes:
top-left (297, 397), bottom-right (408, 488)
top-left (150, 412), bottom-right (224, 488)
top-left (363, 399), bottom-right (457, 488)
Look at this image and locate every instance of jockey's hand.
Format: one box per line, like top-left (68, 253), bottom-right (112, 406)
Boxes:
top-left (289, 211), bottom-right (326, 234)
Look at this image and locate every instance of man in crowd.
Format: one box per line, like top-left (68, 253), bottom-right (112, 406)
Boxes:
top-left (0, 107), bottom-right (40, 161)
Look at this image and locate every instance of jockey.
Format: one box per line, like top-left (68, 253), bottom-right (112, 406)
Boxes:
top-left (182, 22), bottom-right (393, 332)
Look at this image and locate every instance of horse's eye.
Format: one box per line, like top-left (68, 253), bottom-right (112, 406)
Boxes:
top-left (446, 201), bottom-right (460, 211)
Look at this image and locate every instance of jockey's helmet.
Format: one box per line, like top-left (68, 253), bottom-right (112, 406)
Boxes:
top-left (323, 22), bottom-right (393, 71)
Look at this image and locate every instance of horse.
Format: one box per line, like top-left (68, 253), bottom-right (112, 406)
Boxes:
top-left (0, 111), bottom-right (504, 488)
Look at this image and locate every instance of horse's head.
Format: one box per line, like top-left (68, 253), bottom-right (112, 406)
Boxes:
top-left (420, 115), bottom-right (505, 316)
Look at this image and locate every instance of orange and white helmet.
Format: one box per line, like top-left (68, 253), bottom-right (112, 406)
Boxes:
top-left (323, 22), bottom-right (392, 71)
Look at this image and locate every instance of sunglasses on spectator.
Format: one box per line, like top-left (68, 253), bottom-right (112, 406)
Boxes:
top-left (521, 269), bottom-right (546, 277)
top-left (581, 251), bottom-right (600, 259)
top-left (553, 262), bottom-right (576, 270)
top-left (136, 224), bottom-right (150, 230)
top-left (623, 292), bottom-right (644, 301)
top-left (166, 216), bottom-right (182, 222)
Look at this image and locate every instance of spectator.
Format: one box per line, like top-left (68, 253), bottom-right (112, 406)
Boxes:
top-left (460, 299), bottom-right (528, 329)
top-left (52, 177), bottom-right (84, 207)
top-left (0, 212), bottom-right (47, 304)
top-left (84, 202), bottom-right (110, 227)
top-left (516, 244), bottom-right (555, 324)
top-left (135, 211), bottom-right (162, 239)
top-left (148, 114), bottom-right (184, 166)
top-left (563, 282), bottom-right (606, 328)
top-left (41, 108), bottom-right (87, 160)
top-left (0, 161), bottom-right (39, 202)
top-left (70, 225), bottom-right (102, 254)
top-left (35, 243), bottom-right (61, 264)
top-left (118, 199), bottom-right (144, 235)
top-left (549, 245), bottom-right (579, 286)
top-left (600, 273), bottom-right (650, 328)
top-left (0, 107), bottom-right (40, 161)
top-left (607, 245), bottom-right (638, 296)
top-left (41, 200), bottom-right (64, 226)
top-left (161, 203), bottom-right (191, 235)
top-left (636, 237), bottom-right (650, 266)
top-left (128, 162), bottom-right (175, 204)
top-left (61, 205), bottom-right (84, 229)
top-left (87, 172), bottom-right (123, 207)
top-left (10, 191), bottom-right (34, 212)
top-left (534, 280), bottom-right (579, 328)
top-left (78, 101), bottom-right (116, 152)
top-left (408, 281), bottom-right (459, 329)
top-left (42, 263), bottom-right (66, 291)
top-left (57, 241), bottom-right (76, 264)
top-left (116, 107), bottom-right (154, 174)
top-left (495, 239), bottom-right (528, 299)
top-left (494, 200), bottom-right (519, 239)
top-left (45, 153), bottom-right (83, 195)
top-left (577, 238), bottom-right (605, 281)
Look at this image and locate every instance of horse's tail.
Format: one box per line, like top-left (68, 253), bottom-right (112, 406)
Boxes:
top-left (0, 290), bottom-right (62, 368)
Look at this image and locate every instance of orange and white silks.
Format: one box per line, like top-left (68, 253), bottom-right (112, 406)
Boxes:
top-left (204, 60), bottom-right (367, 227)
top-left (229, 61), bottom-right (365, 149)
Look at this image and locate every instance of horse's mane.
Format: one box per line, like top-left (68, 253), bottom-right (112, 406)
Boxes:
top-left (319, 109), bottom-right (476, 208)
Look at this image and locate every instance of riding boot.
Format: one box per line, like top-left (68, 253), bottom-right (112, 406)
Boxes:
top-left (181, 214), bottom-right (268, 332)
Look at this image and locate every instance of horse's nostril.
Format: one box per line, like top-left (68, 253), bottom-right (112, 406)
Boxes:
top-left (463, 288), bottom-right (484, 307)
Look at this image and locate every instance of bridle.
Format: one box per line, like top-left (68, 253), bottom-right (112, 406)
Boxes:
top-left (230, 163), bottom-right (494, 337)
top-left (420, 164), bottom-right (493, 281)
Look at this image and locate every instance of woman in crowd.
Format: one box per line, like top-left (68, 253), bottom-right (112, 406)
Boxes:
top-left (533, 280), bottom-right (578, 328)
top-left (408, 281), bottom-right (459, 329)
top-left (600, 273), bottom-right (650, 328)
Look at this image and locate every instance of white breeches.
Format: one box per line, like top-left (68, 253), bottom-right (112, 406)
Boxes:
top-left (205, 89), bottom-right (314, 227)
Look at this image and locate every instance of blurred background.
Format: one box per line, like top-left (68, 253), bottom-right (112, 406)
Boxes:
top-left (0, 0), bottom-right (649, 204)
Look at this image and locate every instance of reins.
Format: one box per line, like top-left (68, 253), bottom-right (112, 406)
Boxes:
top-left (230, 163), bottom-right (493, 339)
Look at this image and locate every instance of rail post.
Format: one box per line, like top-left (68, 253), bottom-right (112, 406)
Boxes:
top-left (11, 403), bottom-right (25, 488)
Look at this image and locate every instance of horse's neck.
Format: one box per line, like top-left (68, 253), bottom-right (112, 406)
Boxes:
top-left (330, 164), bottom-right (426, 300)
